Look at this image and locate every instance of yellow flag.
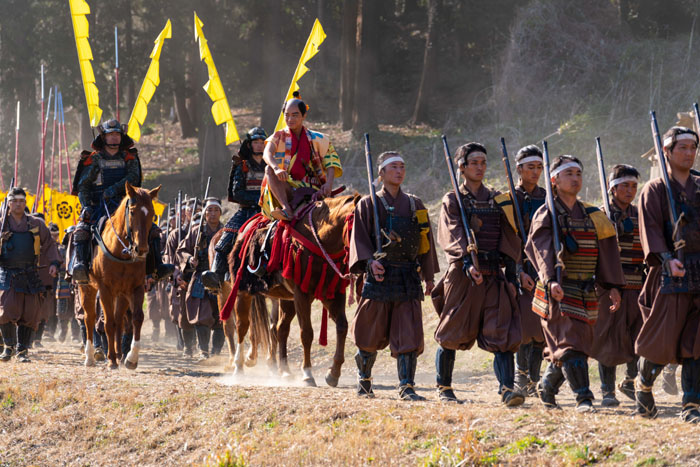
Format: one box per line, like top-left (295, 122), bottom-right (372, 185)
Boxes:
top-left (127, 20), bottom-right (172, 142)
top-left (274, 19), bottom-right (327, 132)
top-left (194, 12), bottom-right (240, 145)
top-left (69, 0), bottom-right (102, 127)
top-left (153, 199), bottom-right (166, 219)
top-left (51, 191), bottom-right (82, 239)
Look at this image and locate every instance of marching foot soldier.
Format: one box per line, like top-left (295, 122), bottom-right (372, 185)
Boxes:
top-left (591, 165), bottom-right (645, 407)
top-left (512, 145), bottom-right (547, 396)
top-left (432, 142), bottom-right (523, 406)
top-left (260, 92), bottom-right (342, 221)
top-left (635, 126), bottom-right (700, 423)
top-left (202, 127), bottom-right (268, 290)
top-left (177, 198), bottom-right (224, 361)
top-left (71, 119), bottom-right (173, 284)
top-left (526, 154), bottom-right (625, 413)
top-left (0, 188), bottom-right (60, 362)
top-left (349, 151), bottom-right (438, 401)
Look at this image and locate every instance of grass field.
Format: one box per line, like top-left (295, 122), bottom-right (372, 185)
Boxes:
top-left (1, 303), bottom-right (698, 466)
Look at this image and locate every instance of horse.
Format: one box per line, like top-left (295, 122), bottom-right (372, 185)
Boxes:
top-left (222, 193), bottom-right (360, 387)
top-left (208, 228), bottom-right (278, 371)
top-left (79, 182), bottom-right (161, 369)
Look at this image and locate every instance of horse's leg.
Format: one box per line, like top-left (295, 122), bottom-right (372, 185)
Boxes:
top-left (246, 295), bottom-right (268, 367)
top-left (124, 286), bottom-right (144, 370)
top-left (219, 281), bottom-right (236, 371)
top-left (98, 289), bottom-right (119, 369)
top-left (321, 294), bottom-right (348, 388)
top-left (81, 286), bottom-right (98, 367)
top-left (277, 299), bottom-right (295, 377)
top-left (294, 288), bottom-right (316, 387)
top-left (233, 293), bottom-right (252, 374)
top-left (267, 299), bottom-right (279, 370)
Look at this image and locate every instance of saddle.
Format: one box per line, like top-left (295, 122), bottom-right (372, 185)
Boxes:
top-left (288, 185), bottom-right (346, 221)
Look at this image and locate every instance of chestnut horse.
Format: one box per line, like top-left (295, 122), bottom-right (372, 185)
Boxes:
top-left (80, 182), bottom-right (161, 369)
top-left (208, 228), bottom-right (278, 371)
top-left (223, 193), bottom-right (360, 386)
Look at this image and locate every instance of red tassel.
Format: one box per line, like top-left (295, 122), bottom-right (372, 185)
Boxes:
top-left (294, 248), bottom-right (302, 285)
top-left (326, 266), bottom-right (340, 299)
top-left (282, 240), bottom-right (295, 279)
top-left (319, 308), bottom-right (328, 346)
top-left (301, 255), bottom-right (314, 293)
top-left (314, 263), bottom-right (328, 300)
top-left (267, 223), bottom-right (286, 272)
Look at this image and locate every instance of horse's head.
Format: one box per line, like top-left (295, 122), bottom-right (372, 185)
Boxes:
top-left (312, 193), bottom-right (361, 252)
top-left (121, 182), bottom-right (161, 258)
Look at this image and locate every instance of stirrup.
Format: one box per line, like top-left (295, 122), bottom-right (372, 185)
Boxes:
top-left (72, 264), bottom-right (89, 284)
top-left (201, 270), bottom-right (223, 290)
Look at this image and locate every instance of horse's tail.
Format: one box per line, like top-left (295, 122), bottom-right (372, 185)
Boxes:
top-left (249, 295), bottom-right (275, 357)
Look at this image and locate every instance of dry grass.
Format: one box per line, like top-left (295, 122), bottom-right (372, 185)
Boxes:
top-left (1, 307), bottom-right (699, 466)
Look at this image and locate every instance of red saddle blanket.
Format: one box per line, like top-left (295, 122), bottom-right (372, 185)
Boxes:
top-left (220, 210), bottom-right (353, 346)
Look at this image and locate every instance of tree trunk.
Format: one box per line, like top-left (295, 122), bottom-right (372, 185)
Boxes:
top-left (339, 0), bottom-right (358, 130)
top-left (173, 89), bottom-right (196, 138)
top-left (351, 0), bottom-right (379, 135)
top-left (261, 0), bottom-right (283, 132)
top-left (124, 0), bottom-right (136, 118)
top-left (410, 0), bottom-right (439, 125)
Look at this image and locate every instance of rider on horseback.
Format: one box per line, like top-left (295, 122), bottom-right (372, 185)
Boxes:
top-left (202, 126), bottom-right (268, 291)
top-left (260, 92), bottom-right (343, 221)
top-left (71, 118), bottom-right (174, 284)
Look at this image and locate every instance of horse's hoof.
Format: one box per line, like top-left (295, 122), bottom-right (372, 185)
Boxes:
top-left (244, 357), bottom-right (257, 368)
top-left (109, 362), bottom-right (119, 370)
top-left (94, 349), bottom-right (106, 362)
top-left (233, 365), bottom-right (244, 375)
top-left (124, 359), bottom-right (138, 370)
top-left (303, 376), bottom-right (317, 387)
top-left (325, 370), bottom-right (339, 388)
top-left (84, 358), bottom-right (96, 367)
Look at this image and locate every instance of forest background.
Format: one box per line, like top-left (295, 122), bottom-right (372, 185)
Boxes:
top-left (1, 0), bottom-right (700, 205)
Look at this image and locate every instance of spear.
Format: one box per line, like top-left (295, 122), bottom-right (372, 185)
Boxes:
top-left (35, 85), bottom-right (52, 212)
top-left (115, 26), bottom-right (120, 121)
top-left (60, 92), bottom-right (73, 193)
top-left (13, 101), bottom-right (19, 187)
top-left (50, 85), bottom-right (58, 191)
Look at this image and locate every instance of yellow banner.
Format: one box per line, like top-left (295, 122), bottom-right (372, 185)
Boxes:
top-left (69, 0), bottom-right (102, 127)
top-left (153, 199), bottom-right (166, 219)
top-left (51, 190), bottom-right (81, 239)
top-left (274, 19), bottom-right (327, 132)
top-left (127, 20), bottom-right (172, 142)
top-left (194, 12), bottom-right (239, 145)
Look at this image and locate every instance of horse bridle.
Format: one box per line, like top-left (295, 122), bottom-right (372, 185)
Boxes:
top-left (103, 198), bottom-right (139, 261)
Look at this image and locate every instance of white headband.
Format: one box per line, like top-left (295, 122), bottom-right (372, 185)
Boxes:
top-left (204, 200), bottom-right (222, 210)
top-left (609, 175), bottom-right (638, 189)
top-left (373, 155), bottom-right (406, 187)
top-left (7, 194), bottom-right (26, 201)
top-left (378, 155), bottom-right (405, 171)
top-left (550, 161), bottom-right (582, 178)
top-left (663, 132), bottom-right (696, 147)
top-left (516, 155), bottom-right (543, 166)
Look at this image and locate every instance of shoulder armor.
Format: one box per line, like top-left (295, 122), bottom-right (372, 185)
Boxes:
top-left (582, 202), bottom-right (616, 240)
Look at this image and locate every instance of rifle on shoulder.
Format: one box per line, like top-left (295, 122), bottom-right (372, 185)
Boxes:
top-left (363, 133), bottom-right (385, 261)
top-left (650, 110), bottom-right (684, 263)
top-left (442, 135), bottom-right (479, 272)
top-left (541, 140), bottom-right (563, 285)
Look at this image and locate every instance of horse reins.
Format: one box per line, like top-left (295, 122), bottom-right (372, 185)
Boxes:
top-left (308, 206), bottom-right (352, 281)
top-left (101, 198), bottom-right (140, 262)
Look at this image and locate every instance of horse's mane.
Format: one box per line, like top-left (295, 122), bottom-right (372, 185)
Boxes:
top-left (313, 192), bottom-right (361, 241)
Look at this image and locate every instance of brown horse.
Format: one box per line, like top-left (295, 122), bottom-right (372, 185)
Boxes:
top-left (80, 182), bottom-right (161, 369)
top-left (208, 228), bottom-right (278, 371)
top-left (224, 193), bottom-right (360, 386)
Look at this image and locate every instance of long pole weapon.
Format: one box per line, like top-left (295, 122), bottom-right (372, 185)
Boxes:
top-left (442, 135), bottom-right (480, 272)
top-left (542, 140), bottom-right (563, 285)
top-left (14, 101), bottom-right (20, 186)
top-left (115, 26), bottom-right (120, 121)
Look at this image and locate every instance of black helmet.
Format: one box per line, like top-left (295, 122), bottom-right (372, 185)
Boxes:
top-left (98, 119), bottom-right (126, 136)
top-left (246, 127), bottom-right (267, 141)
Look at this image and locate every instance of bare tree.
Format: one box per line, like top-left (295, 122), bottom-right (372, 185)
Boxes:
top-left (410, 0), bottom-right (439, 125)
top-left (339, 0), bottom-right (358, 130)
